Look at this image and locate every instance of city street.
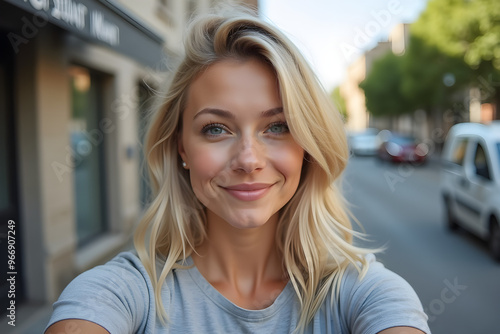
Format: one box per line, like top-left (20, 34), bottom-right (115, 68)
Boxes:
top-left (343, 155), bottom-right (500, 334)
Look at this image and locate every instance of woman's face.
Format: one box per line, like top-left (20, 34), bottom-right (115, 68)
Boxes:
top-left (179, 58), bottom-right (304, 229)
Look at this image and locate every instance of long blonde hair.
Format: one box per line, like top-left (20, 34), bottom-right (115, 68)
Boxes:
top-left (135, 5), bottom-right (375, 332)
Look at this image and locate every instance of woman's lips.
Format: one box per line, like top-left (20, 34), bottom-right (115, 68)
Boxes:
top-left (222, 183), bottom-right (274, 201)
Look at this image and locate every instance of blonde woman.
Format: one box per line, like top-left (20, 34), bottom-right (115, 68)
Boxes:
top-left (46, 6), bottom-right (430, 334)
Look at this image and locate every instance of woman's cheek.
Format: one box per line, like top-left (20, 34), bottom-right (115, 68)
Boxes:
top-left (189, 145), bottom-right (229, 194)
top-left (270, 143), bottom-right (304, 182)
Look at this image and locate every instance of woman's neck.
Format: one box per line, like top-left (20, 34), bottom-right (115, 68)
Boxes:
top-left (191, 211), bottom-right (288, 309)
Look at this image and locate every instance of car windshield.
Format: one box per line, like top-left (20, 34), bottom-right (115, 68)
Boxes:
top-left (390, 136), bottom-right (415, 145)
top-left (354, 135), bottom-right (376, 142)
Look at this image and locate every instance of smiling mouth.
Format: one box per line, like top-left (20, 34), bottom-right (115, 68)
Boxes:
top-left (222, 183), bottom-right (274, 201)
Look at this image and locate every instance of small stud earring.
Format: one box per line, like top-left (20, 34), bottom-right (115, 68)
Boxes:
top-left (182, 161), bottom-right (187, 168)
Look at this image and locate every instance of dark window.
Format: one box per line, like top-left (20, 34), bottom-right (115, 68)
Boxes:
top-left (473, 143), bottom-right (491, 180)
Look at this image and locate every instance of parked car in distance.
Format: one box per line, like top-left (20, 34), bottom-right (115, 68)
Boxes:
top-left (440, 121), bottom-right (500, 261)
top-left (348, 128), bottom-right (380, 156)
top-left (377, 131), bottom-right (428, 163)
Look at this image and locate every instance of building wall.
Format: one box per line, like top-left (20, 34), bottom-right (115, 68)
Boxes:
top-left (341, 56), bottom-right (367, 132)
top-left (120, 0), bottom-right (259, 56)
top-left (389, 23), bottom-right (410, 56)
top-left (365, 41), bottom-right (392, 75)
top-left (341, 24), bottom-right (408, 133)
top-left (13, 22), bottom-right (149, 303)
top-left (341, 41), bottom-right (392, 132)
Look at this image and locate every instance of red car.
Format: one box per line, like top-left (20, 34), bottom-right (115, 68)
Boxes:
top-left (377, 134), bottom-right (428, 163)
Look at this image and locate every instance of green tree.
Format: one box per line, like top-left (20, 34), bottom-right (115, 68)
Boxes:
top-left (359, 36), bottom-right (471, 119)
top-left (359, 52), bottom-right (410, 117)
top-left (412, 0), bottom-right (500, 116)
top-left (400, 35), bottom-right (473, 113)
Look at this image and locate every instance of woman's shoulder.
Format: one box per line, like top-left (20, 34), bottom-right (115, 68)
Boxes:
top-left (46, 251), bottom-right (157, 333)
top-left (74, 251), bottom-right (152, 288)
top-left (100, 250), bottom-right (148, 272)
top-left (339, 253), bottom-right (418, 302)
top-left (335, 253), bottom-right (430, 334)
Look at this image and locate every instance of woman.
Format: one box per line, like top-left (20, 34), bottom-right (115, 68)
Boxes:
top-left (46, 6), bottom-right (430, 334)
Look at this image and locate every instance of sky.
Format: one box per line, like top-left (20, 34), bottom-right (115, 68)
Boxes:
top-left (260, 0), bottom-right (429, 92)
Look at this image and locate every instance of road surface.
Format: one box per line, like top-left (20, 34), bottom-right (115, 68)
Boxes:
top-left (343, 155), bottom-right (500, 334)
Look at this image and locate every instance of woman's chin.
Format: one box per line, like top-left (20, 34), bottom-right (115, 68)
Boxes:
top-left (224, 211), bottom-right (278, 230)
top-left (229, 221), bottom-right (267, 230)
top-left (225, 216), bottom-right (269, 230)
top-left (205, 207), bottom-right (279, 231)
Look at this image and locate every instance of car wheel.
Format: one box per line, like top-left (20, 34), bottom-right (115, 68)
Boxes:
top-left (489, 221), bottom-right (500, 262)
top-left (444, 198), bottom-right (459, 231)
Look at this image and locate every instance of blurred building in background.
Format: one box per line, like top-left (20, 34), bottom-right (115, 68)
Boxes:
top-left (341, 21), bottom-right (496, 144)
top-left (341, 23), bottom-right (410, 133)
top-left (0, 0), bottom-right (258, 331)
top-left (368, 23), bottom-right (429, 141)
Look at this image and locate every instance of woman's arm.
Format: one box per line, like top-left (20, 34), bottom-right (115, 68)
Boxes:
top-left (338, 255), bottom-right (430, 334)
top-left (45, 253), bottom-right (153, 333)
top-left (378, 327), bottom-right (426, 334)
top-left (45, 319), bottom-right (109, 334)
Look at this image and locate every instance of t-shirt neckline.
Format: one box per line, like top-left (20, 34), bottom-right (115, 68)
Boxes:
top-left (183, 256), bottom-right (295, 321)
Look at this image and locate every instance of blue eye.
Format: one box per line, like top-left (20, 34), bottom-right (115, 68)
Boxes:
top-left (208, 127), bottom-right (223, 135)
top-left (267, 122), bottom-right (289, 134)
top-left (202, 123), bottom-right (228, 136)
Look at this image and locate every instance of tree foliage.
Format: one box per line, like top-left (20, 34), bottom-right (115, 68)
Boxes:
top-left (359, 52), bottom-right (410, 117)
top-left (400, 35), bottom-right (473, 111)
top-left (412, 0), bottom-right (500, 107)
top-left (360, 0), bottom-right (500, 118)
top-left (412, 0), bottom-right (500, 71)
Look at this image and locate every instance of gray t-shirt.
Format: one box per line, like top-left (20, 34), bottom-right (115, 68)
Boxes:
top-left (46, 252), bottom-right (430, 333)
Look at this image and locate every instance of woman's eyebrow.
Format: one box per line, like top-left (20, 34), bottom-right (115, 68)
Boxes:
top-left (261, 107), bottom-right (283, 117)
top-left (193, 107), bottom-right (284, 120)
top-left (194, 108), bottom-right (235, 120)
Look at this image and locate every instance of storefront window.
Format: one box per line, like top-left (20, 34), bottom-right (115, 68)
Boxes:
top-left (69, 66), bottom-right (107, 246)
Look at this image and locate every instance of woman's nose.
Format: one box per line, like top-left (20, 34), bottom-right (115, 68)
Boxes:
top-left (230, 136), bottom-right (266, 173)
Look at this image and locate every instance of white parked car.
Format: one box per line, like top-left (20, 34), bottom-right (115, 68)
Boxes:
top-left (440, 122), bottom-right (500, 261)
top-left (348, 128), bottom-right (380, 156)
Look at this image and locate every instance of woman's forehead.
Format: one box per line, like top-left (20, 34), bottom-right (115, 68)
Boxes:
top-left (183, 58), bottom-right (282, 119)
